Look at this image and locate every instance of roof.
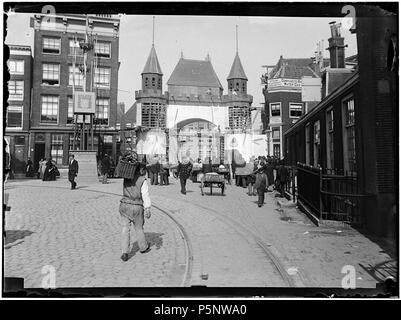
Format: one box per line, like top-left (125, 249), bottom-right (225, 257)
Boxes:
top-left (227, 53), bottom-right (248, 80)
top-left (167, 58), bottom-right (223, 89)
top-left (270, 58), bottom-right (316, 78)
top-left (142, 45), bottom-right (163, 75)
top-left (268, 56), bottom-right (322, 79)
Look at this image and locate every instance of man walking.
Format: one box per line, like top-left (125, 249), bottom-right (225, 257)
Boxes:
top-left (68, 154), bottom-right (79, 190)
top-left (254, 166), bottom-right (268, 207)
top-left (101, 154), bottom-right (111, 184)
top-left (177, 157), bottom-right (193, 195)
top-left (118, 151), bottom-right (151, 262)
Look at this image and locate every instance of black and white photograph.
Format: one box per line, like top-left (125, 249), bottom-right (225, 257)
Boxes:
top-left (1, 1), bottom-right (398, 300)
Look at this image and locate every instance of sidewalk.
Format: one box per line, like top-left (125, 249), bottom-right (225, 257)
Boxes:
top-left (154, 179), bottom-right (397, 288)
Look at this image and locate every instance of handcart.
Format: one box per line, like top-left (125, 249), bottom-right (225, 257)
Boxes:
top-left (201, 172), bottom-right (225, 196)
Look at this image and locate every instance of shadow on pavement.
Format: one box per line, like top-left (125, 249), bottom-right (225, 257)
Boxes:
top-left (4, 230), bottom-right (34, 247)
top-left (126, 232), bottom-right (164, 261)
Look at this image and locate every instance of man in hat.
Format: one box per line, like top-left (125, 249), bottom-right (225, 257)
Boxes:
top-left (118, 151), bottom-right (152, 262)
top-left (177, 157), bottom-right (193, 195)
top-left (254, 163), bottom-right (268, 207)
top-left (68, 154), bottom-right (79, 190)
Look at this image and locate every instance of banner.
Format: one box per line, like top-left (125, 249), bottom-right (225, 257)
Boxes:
top-left (225, 134), bottom-right (268, 164)
top-left (136, 130), bottom-right (166, 156)
top-left (74, 91), bottom-right (96, 114)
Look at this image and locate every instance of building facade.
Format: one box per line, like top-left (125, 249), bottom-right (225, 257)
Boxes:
top-left (125, 45), bottom-right (258, 164)
top-left (262, 57), bottom-right (322, 159)
top-left (29, 13), bottom-right (120, 170)
top-left (285, 6), bottom-right (397, 237)
top-left (5, 45), bottom-right (33, 176)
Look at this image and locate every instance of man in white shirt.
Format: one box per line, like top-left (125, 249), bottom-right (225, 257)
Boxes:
top-left (118, 154), bottom-right (152, 262)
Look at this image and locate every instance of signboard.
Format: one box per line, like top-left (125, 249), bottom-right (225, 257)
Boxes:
top-left (74, 91), bottom-right (96, 114)
top-left (301, 77), bottom-right (322, 102)
top-left (268, 78), bottom-right (302, 91)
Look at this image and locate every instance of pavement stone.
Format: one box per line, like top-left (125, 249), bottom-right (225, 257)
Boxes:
top-left (4, 176), bottom-right (397, 290)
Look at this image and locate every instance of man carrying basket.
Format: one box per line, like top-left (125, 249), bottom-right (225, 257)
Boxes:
top-left (115, 151), bottom-right (151, 262)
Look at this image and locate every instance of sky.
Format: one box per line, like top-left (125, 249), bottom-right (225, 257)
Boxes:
top-left (5, 12), bottom-right (357, 112)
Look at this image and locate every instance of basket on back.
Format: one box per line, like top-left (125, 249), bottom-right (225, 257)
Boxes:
top-left (115, 151), bottom-right (139, 179)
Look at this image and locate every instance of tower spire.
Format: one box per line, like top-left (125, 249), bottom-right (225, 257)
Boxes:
top-left (152, 16), bottom-right (155, 46)
top-left (236, 25), bottom-right (238, 53)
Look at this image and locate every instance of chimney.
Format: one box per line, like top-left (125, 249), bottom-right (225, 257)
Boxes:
top-left (327, 22), bottom-right (347, 68)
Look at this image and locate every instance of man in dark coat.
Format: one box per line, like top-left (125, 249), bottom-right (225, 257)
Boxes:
top-left (101, 154), bottom-right (111, 184)
top-left (68, 154), bottom-right (79, 190)
top-left (177, 157), bottom-right (193, 195)
top-left (276, 160), bottom-right (288, 197)
top-left (149, 156), bottom-right (160, 185)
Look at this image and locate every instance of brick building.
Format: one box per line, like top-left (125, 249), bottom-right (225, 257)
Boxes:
top-left (5, 45), bottom-right (33, 176)
top-left (262, 56), bottom-right (323, 159)
top-left (28, 13), bottom-right (120, 170)
top-left (284, 6), bottom-right (397, 237)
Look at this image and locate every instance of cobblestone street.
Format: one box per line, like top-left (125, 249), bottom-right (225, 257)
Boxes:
top-left (4, 176), bottom-right (396, 289)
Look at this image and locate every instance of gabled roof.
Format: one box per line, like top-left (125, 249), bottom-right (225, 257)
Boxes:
top-left (167, 58), bottom-right (223, 89)
top-left (268, 56), bottom-right (322, 79)
top-left (227, 53), bottom-right (248, 80)
top-left (142, 45), bottom-right (163, 75)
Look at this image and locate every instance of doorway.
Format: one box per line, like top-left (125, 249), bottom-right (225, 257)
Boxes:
top-left (34, 143), bottom-right (45, 171)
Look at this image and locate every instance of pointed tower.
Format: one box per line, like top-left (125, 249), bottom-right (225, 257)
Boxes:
top-left (224, 25), bottom-right (253, 132)
top-left (141, 17), bottom-right (163, 93)
top-left (141, 45), bottom-right (163, 92)
top-left (134, 17), bottom-right (167, 130)
top-left (227, 26), bottom-right (248, 95)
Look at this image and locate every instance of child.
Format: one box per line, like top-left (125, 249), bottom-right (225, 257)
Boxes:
top-left (254, 166), bottom-right (268, 207)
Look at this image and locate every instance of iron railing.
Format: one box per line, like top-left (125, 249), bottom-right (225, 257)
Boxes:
top-left (296, 163), bottom-right (368, 226)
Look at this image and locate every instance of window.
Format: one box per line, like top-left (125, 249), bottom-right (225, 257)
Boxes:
top-left (94, 67), bottom-right (111, 89)
top-left (229, 106), bottom-right (250, 129)
top-left (273, 144), bottom-right (280, 158)
top-left (8, 81), bottom-right (24, 101)
top-left (41, 95), bottom-right (58, 123)
top-left (141, 102), bottom-right (166, 128)
top-left (8, 60), bottom-right (24, 74)
top-left (67, 97), bottom-right (74, 124)
top-left (313, 120), bottom-right (320, 167)
top-left (51, 134), bottom-right (63, 165)
top-left (94, 41), bottom-right (111, 58)
top-left (272, 127), bottom-right (280, 140)
top-left (42, 63), bottom-right (60, 85)
top-left (7, 106), bottom-right (22, 128)
top-left (343, 97), bottom-right (356, 173)
top-left (152, 77), bottom-right (155, 87)
top-left (69, 65), bottom-right (84, 87)
top-left (326, 109), bottom-right (334, 169)
top-left (69, 39), bottom-right (83, 56)
top-left (289, 103), bottom-right (303, 118)
top-left (42, 37), bottom-right (61, 54)
top-left (305, 124), bottom-right (311, 165)
top-left (95, 98), bottom-right (109, 125)
top-left (270, 103), bottom-right (281, 117)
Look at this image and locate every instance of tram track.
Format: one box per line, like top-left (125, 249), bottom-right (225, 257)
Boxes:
top-left (6, 183), bottom-right (194, 287)
top-left (8, 182), bottom-right (302, 287)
